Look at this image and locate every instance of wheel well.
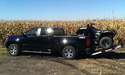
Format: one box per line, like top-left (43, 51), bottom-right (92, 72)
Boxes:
top-left (7, 42), bottom-right (18, 49)
top-left (60, 45), bottom-right (76, 54)
top-left (99, 33), bottom-right (113, 41)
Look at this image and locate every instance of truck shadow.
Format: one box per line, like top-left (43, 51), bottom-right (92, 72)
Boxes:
top-left (20, 51), bottom-right (125, 59)
top-left (21, 52), bottom-right (61, 58)
top-left (89, 52), bottom-right (125, 59)
top-left (19, 52), bottom-right (125, 75)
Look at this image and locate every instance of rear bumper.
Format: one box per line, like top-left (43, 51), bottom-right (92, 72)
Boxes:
top-left (86, 47), bottom-right (95, 54)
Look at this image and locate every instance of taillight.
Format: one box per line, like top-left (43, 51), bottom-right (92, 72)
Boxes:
top-left (86, 38), bottom-right (90, 46)
top-left (111, 31), bottom-right (114, 33)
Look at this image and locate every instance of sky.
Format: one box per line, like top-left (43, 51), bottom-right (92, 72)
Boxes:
top-left (0, 0), bottom-right (125, 21)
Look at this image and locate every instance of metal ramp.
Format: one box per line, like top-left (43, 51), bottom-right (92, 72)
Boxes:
top-left (92, 44), bottom-right (121, 56)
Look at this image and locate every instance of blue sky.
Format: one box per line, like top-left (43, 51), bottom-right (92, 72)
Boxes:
top-left (0, 0), bottom-right (125, 21)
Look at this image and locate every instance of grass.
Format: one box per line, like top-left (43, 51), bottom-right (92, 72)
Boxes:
top-left (0, 48), bottom-right (7, 56)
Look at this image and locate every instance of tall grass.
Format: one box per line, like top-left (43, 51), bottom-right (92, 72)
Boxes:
top-left (0, 20), bottom-right (125, 46)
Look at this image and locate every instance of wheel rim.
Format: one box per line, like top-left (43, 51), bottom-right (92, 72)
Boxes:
top-left (64, 48), bottom-right (74, 58)
top-left (9, 45), bottom-right (17, 55)
top-left (102, 40), bottom-right (109, 47)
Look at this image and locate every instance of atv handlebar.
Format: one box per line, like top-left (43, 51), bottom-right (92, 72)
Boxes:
top-left (87, 23), bottom-right (95, 27)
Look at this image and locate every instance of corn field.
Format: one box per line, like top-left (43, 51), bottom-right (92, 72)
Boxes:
top-left (0, 20), bottom-right (125, 47)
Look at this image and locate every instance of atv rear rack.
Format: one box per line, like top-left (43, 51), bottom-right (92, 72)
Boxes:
top-left (92, 44), bottom-right (121, 56)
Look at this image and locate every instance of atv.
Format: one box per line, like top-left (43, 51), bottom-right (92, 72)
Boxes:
top-left (76, 23), bottom-right (117, 50)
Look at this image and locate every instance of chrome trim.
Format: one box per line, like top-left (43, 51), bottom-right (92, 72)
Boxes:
top-left (22, 50), bottom-right (51, 54)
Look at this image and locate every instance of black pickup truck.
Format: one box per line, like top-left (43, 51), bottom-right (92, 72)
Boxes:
top-left (6, 27), bottom-right (95, 59)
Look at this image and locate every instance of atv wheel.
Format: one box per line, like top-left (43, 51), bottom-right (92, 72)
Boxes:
top-left (99, 37), bottom-right (113, 50)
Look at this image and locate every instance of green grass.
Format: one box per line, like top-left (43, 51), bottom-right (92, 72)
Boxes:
top-left (0, 48), bottom-right (7, 56)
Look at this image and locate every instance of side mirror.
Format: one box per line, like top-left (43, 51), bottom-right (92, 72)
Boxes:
top-left (22, 33), bottom-right (27, 37)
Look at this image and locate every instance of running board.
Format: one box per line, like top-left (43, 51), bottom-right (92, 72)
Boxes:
top-left (22, 50), bottom-right (51, 54)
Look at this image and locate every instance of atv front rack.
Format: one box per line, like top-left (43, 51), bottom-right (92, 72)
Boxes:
top-left (92, 44), bottom-right (121, 56)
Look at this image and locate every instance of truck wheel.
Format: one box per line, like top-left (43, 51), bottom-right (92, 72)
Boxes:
top-left (62, 46), bottom-right (76, 59)
top-left (8, 44), bottom-right (20, 56)
top-left (99, 37), bottom-right (113, 50)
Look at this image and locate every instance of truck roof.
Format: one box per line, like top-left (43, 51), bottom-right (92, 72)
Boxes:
top-left (33, 27), bottom-right (63, 29)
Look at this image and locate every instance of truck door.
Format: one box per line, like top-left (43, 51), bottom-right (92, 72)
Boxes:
top-left (36, 28), bottom-right (53, 52)
top-left (21, 28), bottom-right (41, 50)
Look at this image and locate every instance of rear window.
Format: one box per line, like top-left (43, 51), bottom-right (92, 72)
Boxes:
top-left (54, 28), bottom-right (64, 35)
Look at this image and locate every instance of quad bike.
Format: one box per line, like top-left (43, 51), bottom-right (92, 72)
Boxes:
top-left (76, 23), bottom-right (117, 50)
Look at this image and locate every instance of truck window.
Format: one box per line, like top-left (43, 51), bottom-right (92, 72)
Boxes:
top-left (41, 30), bottom-right (49, 36)
top-left (40, 28), bottom-right (53, 36)
top-left (54, 28), bottom-right (64, 35)
top-left (25, 28), bottom-right (38, 37)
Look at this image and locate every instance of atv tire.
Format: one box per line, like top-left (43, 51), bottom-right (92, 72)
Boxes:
top-left (99, 37), bottom-right (113, 50)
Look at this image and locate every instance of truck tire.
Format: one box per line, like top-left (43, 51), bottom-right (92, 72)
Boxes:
top-left (99, 37), bottom-right (113, 50)
top-left (62, 46), bottom-right (76, 59)
top-left (8, 44), bottom-right (20, 56)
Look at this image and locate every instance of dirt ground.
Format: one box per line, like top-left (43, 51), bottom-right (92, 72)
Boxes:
top-left (0, 48), bottom-right (125, 75)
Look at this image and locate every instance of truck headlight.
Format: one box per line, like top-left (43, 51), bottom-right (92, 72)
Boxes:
top-left (5, 37), bottom-right (8, 42)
